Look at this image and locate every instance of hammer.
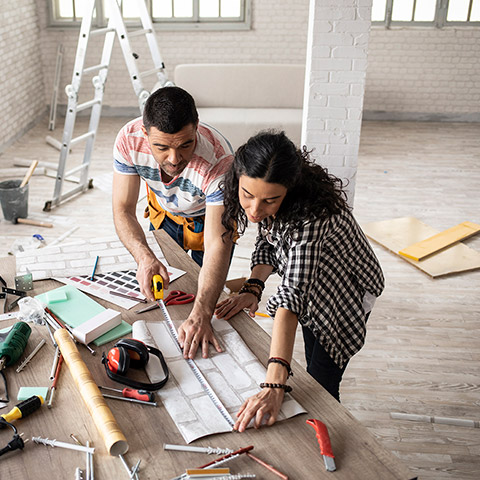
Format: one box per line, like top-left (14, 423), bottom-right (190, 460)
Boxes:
top-left (13, 217), bottom-right (53, 228)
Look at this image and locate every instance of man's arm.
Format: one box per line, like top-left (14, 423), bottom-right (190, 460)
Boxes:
top-left (177, 204), bottom-right (234, 359)
top-left (112, 171), bottom-right (170, 300)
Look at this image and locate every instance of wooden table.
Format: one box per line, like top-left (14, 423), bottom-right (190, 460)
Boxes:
top-left (1, 231), bottom-right (415, 480)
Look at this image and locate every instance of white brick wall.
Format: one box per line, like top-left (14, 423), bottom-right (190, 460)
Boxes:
top-left (365, 27), bottom-right (480, 120)
top-left (302, 0), bottom-right (372, 205)
top-left (0, 0), bottom-right (46, 152)
top-left (1, 1), bottom-right (479, 152)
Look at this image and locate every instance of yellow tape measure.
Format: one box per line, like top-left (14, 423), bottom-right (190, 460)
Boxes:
top-left (151, 274), bottom-right (164, 300)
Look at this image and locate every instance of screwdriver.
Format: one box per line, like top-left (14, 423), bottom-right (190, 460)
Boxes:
top-left (0, 395), bottom-right (44, 427)
top-left (98, 385), bottom-right (155, 402)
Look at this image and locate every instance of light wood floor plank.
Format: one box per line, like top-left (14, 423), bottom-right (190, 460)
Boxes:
top-left (0, 117), bottom-right (479, 479)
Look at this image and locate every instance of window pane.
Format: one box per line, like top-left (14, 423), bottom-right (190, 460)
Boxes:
top-left (153, 1), bottom-right (173, 18)
top-left (173, 0), bottom-right (193, 17)
top-left (200, 0), bottom-right (219, 17)
top-left (74, 0), bottom-right (87, 19)
top-left (414, 0), bottom-right (436, 21)
top-left (447, 0), bottom-right (470, 21)
top-left (471, 0), bottom-right (480, 20)
top-left (392, 0), bottom-right (414, 21)
top-left (371, 0), bottom-right (387, 21)
top-left (122, 0), bottom-right (139, 19)
top-left (58, 0), bottom-right (74, 18)
top-left (221, 0), bottom-right (241, 17)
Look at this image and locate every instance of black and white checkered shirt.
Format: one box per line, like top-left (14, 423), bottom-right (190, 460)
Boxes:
top-left (251, 208), bottom-right (385, 368)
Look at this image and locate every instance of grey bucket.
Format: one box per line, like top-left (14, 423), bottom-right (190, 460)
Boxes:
top-left (0, 179), bottom-right (29, 222)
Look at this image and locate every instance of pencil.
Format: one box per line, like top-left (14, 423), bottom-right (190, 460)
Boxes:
top-left (246, 452), bottom-right (288, 480)
top-left (255, 312), bottom-right (270, 318)
top-left (91, 255), bottom-right (99, 280)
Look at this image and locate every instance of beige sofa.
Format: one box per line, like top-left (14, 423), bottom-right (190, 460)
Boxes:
top-left (174, 63), bottom-right (305, 150)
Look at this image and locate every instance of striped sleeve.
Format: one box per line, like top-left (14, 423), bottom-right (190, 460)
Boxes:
top-left (113, 125), bottom-right (138, 175)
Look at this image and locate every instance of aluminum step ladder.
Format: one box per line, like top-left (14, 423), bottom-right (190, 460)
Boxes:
top-left (44, 0), bottom-right (172, 211)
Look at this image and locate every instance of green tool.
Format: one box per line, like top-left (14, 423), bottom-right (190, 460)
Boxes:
top-left (0, 322), bottom-right (32, 370)
top-left (0, 322), bottom-right (31, 403)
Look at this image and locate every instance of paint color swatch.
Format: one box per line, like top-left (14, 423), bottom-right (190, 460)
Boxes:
top-left (55, 266), bottom-right (186, 309)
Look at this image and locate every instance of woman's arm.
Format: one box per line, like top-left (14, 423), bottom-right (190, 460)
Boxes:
top-left (234, 307), bottom-right (298, 432)
top-left (215, 264), bottom-right (273, 320)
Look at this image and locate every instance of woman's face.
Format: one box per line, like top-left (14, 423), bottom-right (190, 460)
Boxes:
top-left (238, 175), bottom-right (287, 223)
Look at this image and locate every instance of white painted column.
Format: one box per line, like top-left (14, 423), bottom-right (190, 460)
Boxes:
top-left (301, 0), bottom-right (373, 206)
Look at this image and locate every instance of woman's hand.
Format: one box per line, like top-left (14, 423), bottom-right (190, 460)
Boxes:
top-left (234, 387), bottom-right (284, 433)
top-left (215, 293), bottom-right (259, 320)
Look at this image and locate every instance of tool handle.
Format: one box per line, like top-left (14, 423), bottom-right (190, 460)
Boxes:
top-left (306, 418), bottom-right (334, 458)
top-left (122, 388), bottom-right (154, 402)
top-left (19, 160), bottom-right (39, 188)
top-left (16, 218), bottom-right (53, 228)
top-left (1, 395), bottom-right (43, 425)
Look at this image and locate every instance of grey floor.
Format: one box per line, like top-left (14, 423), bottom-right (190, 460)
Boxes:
top-left (1, 117), bottom-right (479, 479)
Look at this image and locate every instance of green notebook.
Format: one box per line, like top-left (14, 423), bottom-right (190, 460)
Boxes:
top-left (36, 285), bottom-right (131, 346)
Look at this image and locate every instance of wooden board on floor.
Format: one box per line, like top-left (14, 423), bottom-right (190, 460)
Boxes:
top-left (362, 216), bottom-right (480, 278)
top-left (398, 221), bottom-right (480, 261)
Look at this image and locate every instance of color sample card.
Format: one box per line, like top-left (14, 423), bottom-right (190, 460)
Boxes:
top-left (55, 266), bottom-right (186, 309)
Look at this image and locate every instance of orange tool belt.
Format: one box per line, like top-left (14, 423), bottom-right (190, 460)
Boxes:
top-left (144, 184), bottom-right (204, 251)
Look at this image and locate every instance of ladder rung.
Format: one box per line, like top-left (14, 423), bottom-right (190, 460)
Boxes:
top-left (77, 99), bottom-right (102, 112)
top-left (65, 164), bottom-right (89, 177)
top-left (90, 26), bottom-right (116, 36)
top-left (83, 63), bottom-right (109, 75)
top-left (139, 67), bottom-right (162, 78)
top-left (127, 28), bottom-right (153, 38)
top-left (70, 131), bottom-right (95, 146)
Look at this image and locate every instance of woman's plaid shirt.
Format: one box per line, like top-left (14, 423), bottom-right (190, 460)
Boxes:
top-left (251, 208), bottom-right (385, 368)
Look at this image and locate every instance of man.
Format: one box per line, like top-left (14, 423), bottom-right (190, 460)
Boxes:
top-left (112, 86), bottom-right (234, 359)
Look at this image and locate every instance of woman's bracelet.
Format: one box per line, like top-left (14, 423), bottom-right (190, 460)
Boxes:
top-left (260, 382), bottom-right (292, 393)
top-left (246, 278), bottom-right (265, 290)
top-left (267, 357), bottom-right (293, 378)
top-left (238, 285), bottom-right (262, 301)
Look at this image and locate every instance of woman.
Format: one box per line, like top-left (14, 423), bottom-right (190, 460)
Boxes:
top-left (215, 131), bottom-right (384, 432)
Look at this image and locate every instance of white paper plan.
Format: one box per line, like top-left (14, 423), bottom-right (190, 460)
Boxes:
top-left (132, 317), bottom-right (306, 444)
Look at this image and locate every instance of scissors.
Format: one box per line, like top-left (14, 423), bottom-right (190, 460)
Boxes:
top-left (135, 290), bottom-right (195, 314)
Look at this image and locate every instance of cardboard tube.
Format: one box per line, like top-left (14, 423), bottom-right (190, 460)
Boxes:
top-left (54, 328), bottom-right (128, 456)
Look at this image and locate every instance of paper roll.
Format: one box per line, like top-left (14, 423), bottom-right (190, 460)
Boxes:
top-left (54, 328), bottom-right (128, 456)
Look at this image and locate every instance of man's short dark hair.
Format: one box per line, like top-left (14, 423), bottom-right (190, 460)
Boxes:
top-left (143, 86), bottom-right (199, 134)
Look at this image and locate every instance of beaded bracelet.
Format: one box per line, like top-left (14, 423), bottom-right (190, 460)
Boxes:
top-left (260, 382), bottom-right (292, 393)
top-left (246, 278), bottom-right (265, 290)
top-left (238, 285), bottom-right (262, 301)
top-left (267, 357), bottom-right (293, 378)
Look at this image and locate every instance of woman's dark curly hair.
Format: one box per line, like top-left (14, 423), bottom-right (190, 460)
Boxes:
top-left (221, 130), bottom-right (348, 237)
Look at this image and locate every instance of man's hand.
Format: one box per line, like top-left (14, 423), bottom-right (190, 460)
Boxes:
top-left (177, 314), bottom-right (223, 359)
top-left (136, 255), bottom-right (170, 301)
top-left (234, 387), bottom-right (284, 433)
top-left (215, 293), bottom-right (259, 320)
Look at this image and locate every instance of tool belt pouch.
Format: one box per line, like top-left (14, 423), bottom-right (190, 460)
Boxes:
top-left (183, 217), bottom-right (204, 252)
top-left (144, 188), bottom-right (166, 230)
top-left (146, 185), bottom-right (204, 251)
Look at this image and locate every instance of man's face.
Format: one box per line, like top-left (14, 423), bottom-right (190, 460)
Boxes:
top-left (142, 123), bottom-right (197, 180)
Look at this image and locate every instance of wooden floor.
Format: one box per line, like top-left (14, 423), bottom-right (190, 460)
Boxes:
top-left (1, 117), bottom-right (479, 479)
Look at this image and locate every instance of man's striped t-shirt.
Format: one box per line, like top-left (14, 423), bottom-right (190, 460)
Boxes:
top-left (113, 117), bottom-right (233, 217)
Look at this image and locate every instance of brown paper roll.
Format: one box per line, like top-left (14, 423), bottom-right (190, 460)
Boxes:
top-left (54, 328), bottom-right (128, 456)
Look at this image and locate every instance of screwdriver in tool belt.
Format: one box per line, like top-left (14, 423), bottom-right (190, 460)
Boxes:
top-left (98, 385), bottom-right (155, 402)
